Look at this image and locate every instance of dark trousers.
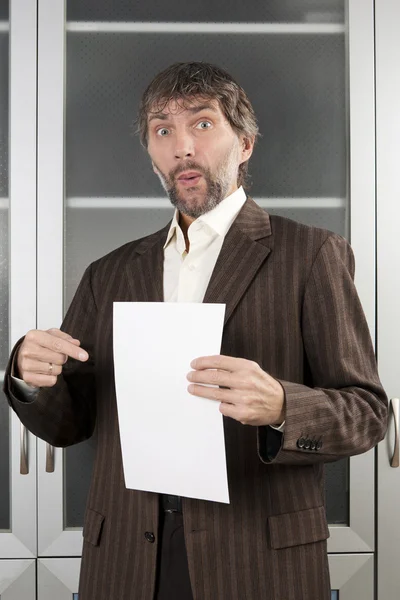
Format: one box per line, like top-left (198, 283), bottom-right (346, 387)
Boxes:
top-left (154, 510), bottom-right (194, 600)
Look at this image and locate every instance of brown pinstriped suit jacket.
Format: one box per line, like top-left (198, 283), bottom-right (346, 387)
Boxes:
top-left (4, 198), bottom-right (388, 600)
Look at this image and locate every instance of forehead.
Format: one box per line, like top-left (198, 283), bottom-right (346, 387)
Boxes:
top-left (147, 97), bottom-right (223, 122)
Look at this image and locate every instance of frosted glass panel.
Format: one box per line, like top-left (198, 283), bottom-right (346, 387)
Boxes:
top-left (0, 207), bottom-right (8, 370)
top-left (0, 3), bottom-right (10, 532)
top-left (0, 23), bottom-right (9, 369)
top-left (331, 591), bottom-right (339, 600)
top-left (0, 392), bottom-right (10, 531)
top-left (0, 2), bottom-right (8, 20)
top-left (66, 33), bottom-right (346, 199)
top-left (325, 459), bottom-right (349, 525)
top-left (67, 0), bottom-right (344, 23)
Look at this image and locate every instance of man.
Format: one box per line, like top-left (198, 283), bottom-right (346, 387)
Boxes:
top-left (4, 62), bottom-right (388, 600)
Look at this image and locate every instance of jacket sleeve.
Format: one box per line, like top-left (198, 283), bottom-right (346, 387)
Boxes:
top-left (3, 264), bottom-right (97, 447)
top-left (258, 233), bottom-right (388, 465)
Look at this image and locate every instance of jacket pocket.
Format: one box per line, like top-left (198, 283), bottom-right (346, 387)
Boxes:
top-left (83, 508), bottom-right (105, 546)
top-left (267, 506), bottom-right (329, 549)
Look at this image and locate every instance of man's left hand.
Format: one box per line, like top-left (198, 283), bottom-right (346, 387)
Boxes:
top-left (187, 355), bottom-right (285, 427)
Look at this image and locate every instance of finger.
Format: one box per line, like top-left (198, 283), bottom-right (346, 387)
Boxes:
top-left (187, 368), bottom-right (257, 391)
top-left (29, 330), bottom-right (88, 362)
top-left (190, 355), bottom-right (258, 373)
top-left (219, 402), bottom-right (249, 424)
top-left (22, 372), bottom-right (58, 388)
top-left (21, 358), bottom-right (63, 376)
top-left (22, 346), bottom-right (73, 366)
top-left (187, 383), bottom-right (238, 404)
top-left (187, 368), bottom-right (235, 388)
top-left (19, 342), bottom-right (74, 367)
top-left (47, 328), bottom-right (81, 345)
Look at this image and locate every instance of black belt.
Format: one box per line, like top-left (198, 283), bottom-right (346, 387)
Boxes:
top-left (161, 494), bottom-right (182, 513)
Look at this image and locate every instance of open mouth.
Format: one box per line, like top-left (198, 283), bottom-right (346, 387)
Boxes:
top-left (177, 171), bottom-right (202, 186)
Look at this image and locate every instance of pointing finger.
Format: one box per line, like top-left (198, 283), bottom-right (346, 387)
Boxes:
top-left (40, 330), bottom-right (88, 362)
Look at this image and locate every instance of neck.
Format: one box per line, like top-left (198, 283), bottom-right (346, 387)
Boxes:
top-left (177, 183), bottom-right (240, 253)
top-left (178, 212), bottom-right (194, 253)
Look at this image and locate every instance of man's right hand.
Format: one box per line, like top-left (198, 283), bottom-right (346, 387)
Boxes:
top-left (16, 329), bottom-right (89, 388)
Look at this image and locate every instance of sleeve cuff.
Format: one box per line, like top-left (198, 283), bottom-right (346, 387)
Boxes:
top-left (10, 375), bottom-right (39, 403)
top-left (269, 420), bottom-right (285, 432)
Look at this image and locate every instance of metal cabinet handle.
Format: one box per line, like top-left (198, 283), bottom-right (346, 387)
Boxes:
top-left (20, 423), bottom-right (28, 474)
top-left (46, 443), bottom-right (55, 472)
top-left (390, 398), bottom-right (399, 468)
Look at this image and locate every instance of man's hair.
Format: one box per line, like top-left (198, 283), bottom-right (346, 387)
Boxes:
top-left (137, 62), bottom-right (259, 188)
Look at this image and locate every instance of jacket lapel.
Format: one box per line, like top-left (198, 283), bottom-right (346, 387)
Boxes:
top-left (123, 224), bottom-right (169, 302)
top-left (203, 197), bottom-right (272, 325)
top-left (122, 197), bottom-right (272, 322)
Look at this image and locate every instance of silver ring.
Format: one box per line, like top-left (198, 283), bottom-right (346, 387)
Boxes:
top-left (49, 362), bottom-right (53, 374)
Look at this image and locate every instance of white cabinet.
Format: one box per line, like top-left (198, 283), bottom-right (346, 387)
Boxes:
top-left (0, 0), bottom-right (394, 598)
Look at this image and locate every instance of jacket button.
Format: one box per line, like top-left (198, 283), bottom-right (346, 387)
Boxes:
top-left (316, 440), bottom-right (323, 450)
top-left (304, 439), bottom-right (311, 449)
top-left (297, 437), bottom-right (306, 448)
top-left (310, 440), bottom-right (317, 450)
top-left (145, 532), bottom-right (155, 543)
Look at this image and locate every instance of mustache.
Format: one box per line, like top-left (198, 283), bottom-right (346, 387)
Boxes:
top-left (170, 161), bottom-right (206, 180)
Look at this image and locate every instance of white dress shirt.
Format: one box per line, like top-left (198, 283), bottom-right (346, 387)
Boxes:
top-left (12, 185), bottom-right (284, 430)
top-left (163, 186), bottom-right (247, 303)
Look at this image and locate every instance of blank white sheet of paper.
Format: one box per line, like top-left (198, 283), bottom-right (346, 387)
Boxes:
top-left (113, 302), bottom-right (229, 504)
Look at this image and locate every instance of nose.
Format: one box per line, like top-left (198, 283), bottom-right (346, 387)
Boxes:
top-left (174, 130), bottom-right (195, 160)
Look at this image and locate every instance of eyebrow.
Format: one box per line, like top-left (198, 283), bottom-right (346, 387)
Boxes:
top-left (148, 104), bottom-right (218, 123)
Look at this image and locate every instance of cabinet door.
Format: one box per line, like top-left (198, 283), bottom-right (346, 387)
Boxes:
top-left (375, 1), bottom-right (400, 599)
top-left (36, 0), bottom-right (377, 575)
top-left (0, 560), bottom-right (35, 600)
top-left (0, 0), bottom-right (37, 559)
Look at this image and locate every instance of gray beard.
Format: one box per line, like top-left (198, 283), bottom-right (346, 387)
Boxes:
top-left (155, 152), bottom-right (238, 219)
top-left (167, 166), bottom-right (226, 219)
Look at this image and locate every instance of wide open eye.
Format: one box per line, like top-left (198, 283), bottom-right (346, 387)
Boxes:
top-left (196, 121), bottom-right (212, 130)
top-left (156, 128), bottom-right (170, 136)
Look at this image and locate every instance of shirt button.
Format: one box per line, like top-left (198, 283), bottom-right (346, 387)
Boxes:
top-left (145, 531), bottom-right (155, 543)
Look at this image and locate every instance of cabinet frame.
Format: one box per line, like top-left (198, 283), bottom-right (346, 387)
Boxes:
top-left (376, 1), bottom-right (400, 599)
top-left (0, 0), bottom-right (37, 561)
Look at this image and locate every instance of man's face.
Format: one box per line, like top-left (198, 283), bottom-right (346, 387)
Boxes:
top-left (146, 98), bottom-right (254, 219)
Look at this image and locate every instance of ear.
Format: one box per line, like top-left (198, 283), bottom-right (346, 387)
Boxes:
top-left (239, 135), bottom-right (255, 165)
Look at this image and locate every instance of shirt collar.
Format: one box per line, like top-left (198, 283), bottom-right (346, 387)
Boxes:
top-left (163, 186), bottom-right (247, 249)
